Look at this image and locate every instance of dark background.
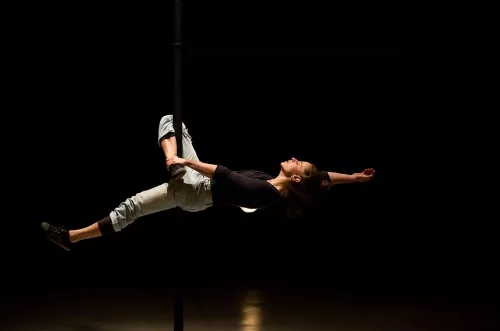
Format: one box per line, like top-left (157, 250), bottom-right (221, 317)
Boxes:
top-left (8, 0), bottom-right (498, 324)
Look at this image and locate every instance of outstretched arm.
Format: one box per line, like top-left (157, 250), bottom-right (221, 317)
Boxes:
top-left (185, 159), bottom-right (218, 179)
top-left (328, 172), bottom-right (358, 185)
top-left (328, 168), bottom-right (375, 185)
top-left (167, 156), bottom-right (217, 179)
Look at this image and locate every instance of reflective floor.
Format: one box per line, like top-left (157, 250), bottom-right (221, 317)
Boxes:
top-left (4, 286), bottom-right (498, 331)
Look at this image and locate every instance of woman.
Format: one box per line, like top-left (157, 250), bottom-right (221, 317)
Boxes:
top-left (41, 115), bottom-right (375, 251)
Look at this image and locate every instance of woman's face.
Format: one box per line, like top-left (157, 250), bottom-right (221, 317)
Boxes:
top-left (280, 157), bottom-right (313, 180)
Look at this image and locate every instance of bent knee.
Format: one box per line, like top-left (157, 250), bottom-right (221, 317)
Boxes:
top-left (160, 114), bottom-right (173, 125)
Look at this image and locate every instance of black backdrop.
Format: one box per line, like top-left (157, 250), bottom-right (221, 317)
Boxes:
top-left (10, 0), bottom-right (498, 314)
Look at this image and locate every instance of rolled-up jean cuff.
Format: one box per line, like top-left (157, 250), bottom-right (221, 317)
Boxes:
top-left (109, 211), bottom-right (122, 232)
top-left (158, 114), bottom-right (191, 146)
top-left (160, 132), bottom-right (176, 142)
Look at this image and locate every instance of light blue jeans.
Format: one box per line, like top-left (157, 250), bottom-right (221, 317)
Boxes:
top-left (109, 115), bottom-right (213, 232)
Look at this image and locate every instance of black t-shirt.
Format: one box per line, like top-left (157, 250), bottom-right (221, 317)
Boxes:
top-left (210, 165), bottom-right (282, 209)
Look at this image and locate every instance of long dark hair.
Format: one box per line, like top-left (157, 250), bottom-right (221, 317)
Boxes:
top-left (283, 165), bottom-right (331, 219)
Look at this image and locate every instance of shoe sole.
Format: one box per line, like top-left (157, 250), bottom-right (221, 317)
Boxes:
top-left (172, 168), bottom-right (187, 180)
top-left (45, 234), bottom-right (71, 252)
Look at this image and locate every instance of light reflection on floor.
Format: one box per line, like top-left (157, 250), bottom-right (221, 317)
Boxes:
top-left (240, 289), bottom-right (262, 331)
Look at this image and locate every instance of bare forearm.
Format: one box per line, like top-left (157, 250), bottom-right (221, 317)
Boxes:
top-left (328, 172), bottom-right (358, 185)
top-left (185, 159), bottom-right (217, 179)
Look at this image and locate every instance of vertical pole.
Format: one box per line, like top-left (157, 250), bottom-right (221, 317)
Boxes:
top-left (173, 0), bottom-right (183, 158)
top-left (173, 1), bottom-right (183, 331)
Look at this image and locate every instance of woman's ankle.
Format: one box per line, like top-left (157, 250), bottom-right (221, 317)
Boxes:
top-left (68, 230), bottom-right (78, 243)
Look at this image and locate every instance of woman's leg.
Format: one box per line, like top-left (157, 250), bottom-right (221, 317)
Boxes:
top-left (158, 115), bottom-right (200, 179)
top-left (42, 182), bottom-right (176, 251)
top-left (41, 115), bottom-right (202, 250)
top-left (69, 219), bottom-right (109, 243)
top-left (40, 218), bottom-right (110, 251)
top-left (160, 133), bottom-right (179, 160)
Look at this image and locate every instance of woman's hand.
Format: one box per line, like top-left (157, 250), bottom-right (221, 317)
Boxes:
top-left (353, 168), bottom-right (375, 182)
top-left (166, 156), bottom-right (188, 167)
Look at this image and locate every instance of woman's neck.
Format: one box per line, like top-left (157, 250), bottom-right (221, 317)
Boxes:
top-left (267, 175), bottom-right (290, 194)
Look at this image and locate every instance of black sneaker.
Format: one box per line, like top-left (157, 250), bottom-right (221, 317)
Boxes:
top-left (41, 222), bottom-right (71, 251)
top-left (168, 163), bottom-right (186, 180)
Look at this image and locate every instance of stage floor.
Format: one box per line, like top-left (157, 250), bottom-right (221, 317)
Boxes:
top-left (4, 286), bottom-right (498, 331)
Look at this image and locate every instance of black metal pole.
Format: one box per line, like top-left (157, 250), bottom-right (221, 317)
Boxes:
top-left (173, 0), bottom-right (183, 158)
top-left (173, 1), bottom-right (183, 331)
